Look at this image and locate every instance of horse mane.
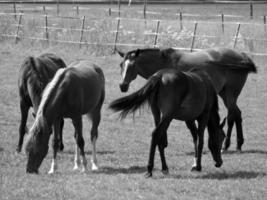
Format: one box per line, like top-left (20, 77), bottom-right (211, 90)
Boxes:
top-left (35, 68), bottom-right (66, 120)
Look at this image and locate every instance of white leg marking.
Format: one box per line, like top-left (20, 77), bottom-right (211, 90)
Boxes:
top-left (91, 137), bottom-right (98, 171)
top-left (48, 158), bottom-right (57, 174)
top-left (73, 145), bottom-right (80, 171)
top-left (192, 157), bottom-right (197, 168)
top-left (122, 59), bottom-right (130, 81)
top-left (81, 155), bottom-right (88, 173)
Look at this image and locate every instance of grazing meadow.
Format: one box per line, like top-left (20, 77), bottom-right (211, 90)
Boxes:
top-left (0, 3), bottom-right (267, 200)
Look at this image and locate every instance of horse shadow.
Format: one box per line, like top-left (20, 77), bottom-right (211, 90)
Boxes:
top-left (186, 149), bottom-right (267, 156)
top-left (168, 170), bottom-right (266, 180)
top-left (97, 165), bottom-right (147, 175)
top-left (222, 149), bottom-right (267, 155)
top-left (61, 150), bottom-right (115, 155)
top-left (196, 171), bottom-right (266, 180)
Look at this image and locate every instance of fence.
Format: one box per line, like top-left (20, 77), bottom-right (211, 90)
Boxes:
top-left (0, 3), bottom-right (267, 56)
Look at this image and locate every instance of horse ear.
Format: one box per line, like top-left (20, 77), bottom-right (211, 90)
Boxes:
top-left (116, 49), bottom-right (125, 57)
top-left (135, 49), bottom-right (140, 57)
top-left (220, 117), bottom-right (227, 128)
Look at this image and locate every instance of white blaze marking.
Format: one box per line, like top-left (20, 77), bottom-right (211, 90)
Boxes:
top-left (122, 59), bottom-right (130, 81)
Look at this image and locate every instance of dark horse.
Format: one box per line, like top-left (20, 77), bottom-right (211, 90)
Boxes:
top-left (110, 68), bottom-right (226, 177)
top-left (116, 47), bottom-right (257, 151)
top-left (17, 53), bottom-right (67, 153)
top-left (24, 60), bottom-right (105, 173)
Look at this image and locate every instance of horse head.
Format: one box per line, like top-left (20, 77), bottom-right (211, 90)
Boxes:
top-left (209, 117), bottom-right (226, 168)
top-left (25, 116), bottom-right (51, 173)
top-left (117, 49), bottom-right (140, 92)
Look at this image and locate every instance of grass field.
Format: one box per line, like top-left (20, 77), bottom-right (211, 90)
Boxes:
top-left (0, 3), bottom-right (267, 200)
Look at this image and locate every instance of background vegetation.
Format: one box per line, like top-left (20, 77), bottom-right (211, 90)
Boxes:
top-left (0, 3), bottom-right (266, 200)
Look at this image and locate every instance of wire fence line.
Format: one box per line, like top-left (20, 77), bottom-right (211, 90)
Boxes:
top-left (0, 3), bottom-right (267, 56)
top-left (2, 1), bottom-right (267, 21)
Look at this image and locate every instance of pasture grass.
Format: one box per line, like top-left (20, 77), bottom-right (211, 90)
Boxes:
top-left (0, 3), bottom-right (267, 200)
top-left (0, 40), bottom-right (267, 200)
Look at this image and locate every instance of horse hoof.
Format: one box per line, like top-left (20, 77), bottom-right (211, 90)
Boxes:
top-left (16, 146), bottom-right (22, 153)
top-left (236, 148), bottom-right (242, 153)
top-left (144, 172), bottom-right (152, 178)
top-left (191, 166), bottom-right (201, 172)
top-left (215, 161), bottom-right (223, 168)
top-left (73, 165), bottom-right (79, 171)
top-left (91, 164), bottom-right (99, 171)
top-left (162, 169), bottom-right (169, 175)
top-left (59, 144), bottom-right (64, 151)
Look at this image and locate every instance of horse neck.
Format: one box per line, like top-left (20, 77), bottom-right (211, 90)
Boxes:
top-left (136, 51), bottom-right (171, 79)
top-left (208, 93), bottom-right (220, 131)
top-left (36, 68), bottom-right (66, 126)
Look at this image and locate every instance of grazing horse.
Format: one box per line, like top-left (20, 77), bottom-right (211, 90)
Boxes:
top-left (116, 47), bottom-right (257, 151)
top-left (110, 68), bottom-right (226, 177)
top-left (24, 60), bottom-right (105, 174)
top-left (17, 53), bottom-right (67, 152)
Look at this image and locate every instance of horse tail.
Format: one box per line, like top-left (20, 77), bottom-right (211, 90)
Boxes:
top-left (207, 53), bottom-right (257, 73)
top-left (109, 74), bottom-right (161, 119)
top-left (241, 52), bottom-right (257, 73)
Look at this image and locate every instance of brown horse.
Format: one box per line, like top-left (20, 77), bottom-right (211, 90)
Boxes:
top-left (17, 53), bottom-right (67, 153)
top-left (116, 47), bottom-right (257, 152)
top-left (24, 60), bottom-right (105, 174)
top-left (110, 68), bottom-right (226, 177)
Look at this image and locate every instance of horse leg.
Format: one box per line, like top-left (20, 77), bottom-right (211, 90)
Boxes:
top-left (220, 88), bottom-right (234, 152)
top-left (17, 99), bottom-right (29, 152)
top-left (191, 116), bottom-right (208, 172)
top-left (151, 103), bottom-right (169, 174)
top-left (146, 117), bottom-right (172, 178)
top-left (185, 121), bottom-right (198, 169)
top-left (223, 111), bottom-right (234, 151)
top-left (48, 120), bottom-right (61, 174)
top-left (234, 106), bottom-right (243, 151)
top-left (72, 116), bottom-right (87, 172)
top-left (58, 118), bottom-right (64, 151)
top-left (87, 109), bottom-right (101, 171)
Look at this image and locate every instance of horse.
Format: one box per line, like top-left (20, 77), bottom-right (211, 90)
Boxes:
top-left (24, 60), bottom-right (105, 174)
top-left (17, 53), bottom-right (67, 153)
top-left (110, 68), bottom-right (226, 177)
top-left (116, 47), bottom-right (257, 152)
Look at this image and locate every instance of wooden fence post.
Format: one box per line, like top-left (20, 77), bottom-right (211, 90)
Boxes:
top-left (153, 20), bottom-right (160, 47)
top-left (250, 2), bottom-right (253, 19)
top-left (143, 0), bottom-right (147, 20)
top-left (79, 16), bottom-right (86, 48)
top-left (113, 18), bottom-right (121, 53)
top-left (43, 6), bottom-right (46, 14)
top-left (233, 23), bottom-right (241, 48)
top-left (45, 14), bottom-right (49, 43)
top-left (76, 5), bottom-right (79, 16)
top-left (57, 0), bottom-right (59, 16)
top-left (179, 12), bottom-right (183, 31)
top-left (190, 22), bottom-right (198, 52)
top-left (264, 15), bottom-right (266, 33)
top-left (118, 0), bottom-right (121, 18)
top-left (221, 13), bottom-right (224, 34)
top-left (13, 3), bottom-right (17, 20)
top-left (15, 13), bottom-right (22, 44)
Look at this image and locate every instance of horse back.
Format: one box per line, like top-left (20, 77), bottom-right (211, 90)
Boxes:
top-left (156, 69), bottom-right (212, 120)
top-left (59, 61), bottom-right (105, 116)
top-left (18, 54), bottom-right (67, 99)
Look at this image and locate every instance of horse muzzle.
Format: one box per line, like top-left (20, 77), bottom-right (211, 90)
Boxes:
top-left (119, 83), bottom-right (129, 92)
top-left (214, 159), bottom-right (223, 168)
top-left (26, 167), bottom-right (39, 174)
